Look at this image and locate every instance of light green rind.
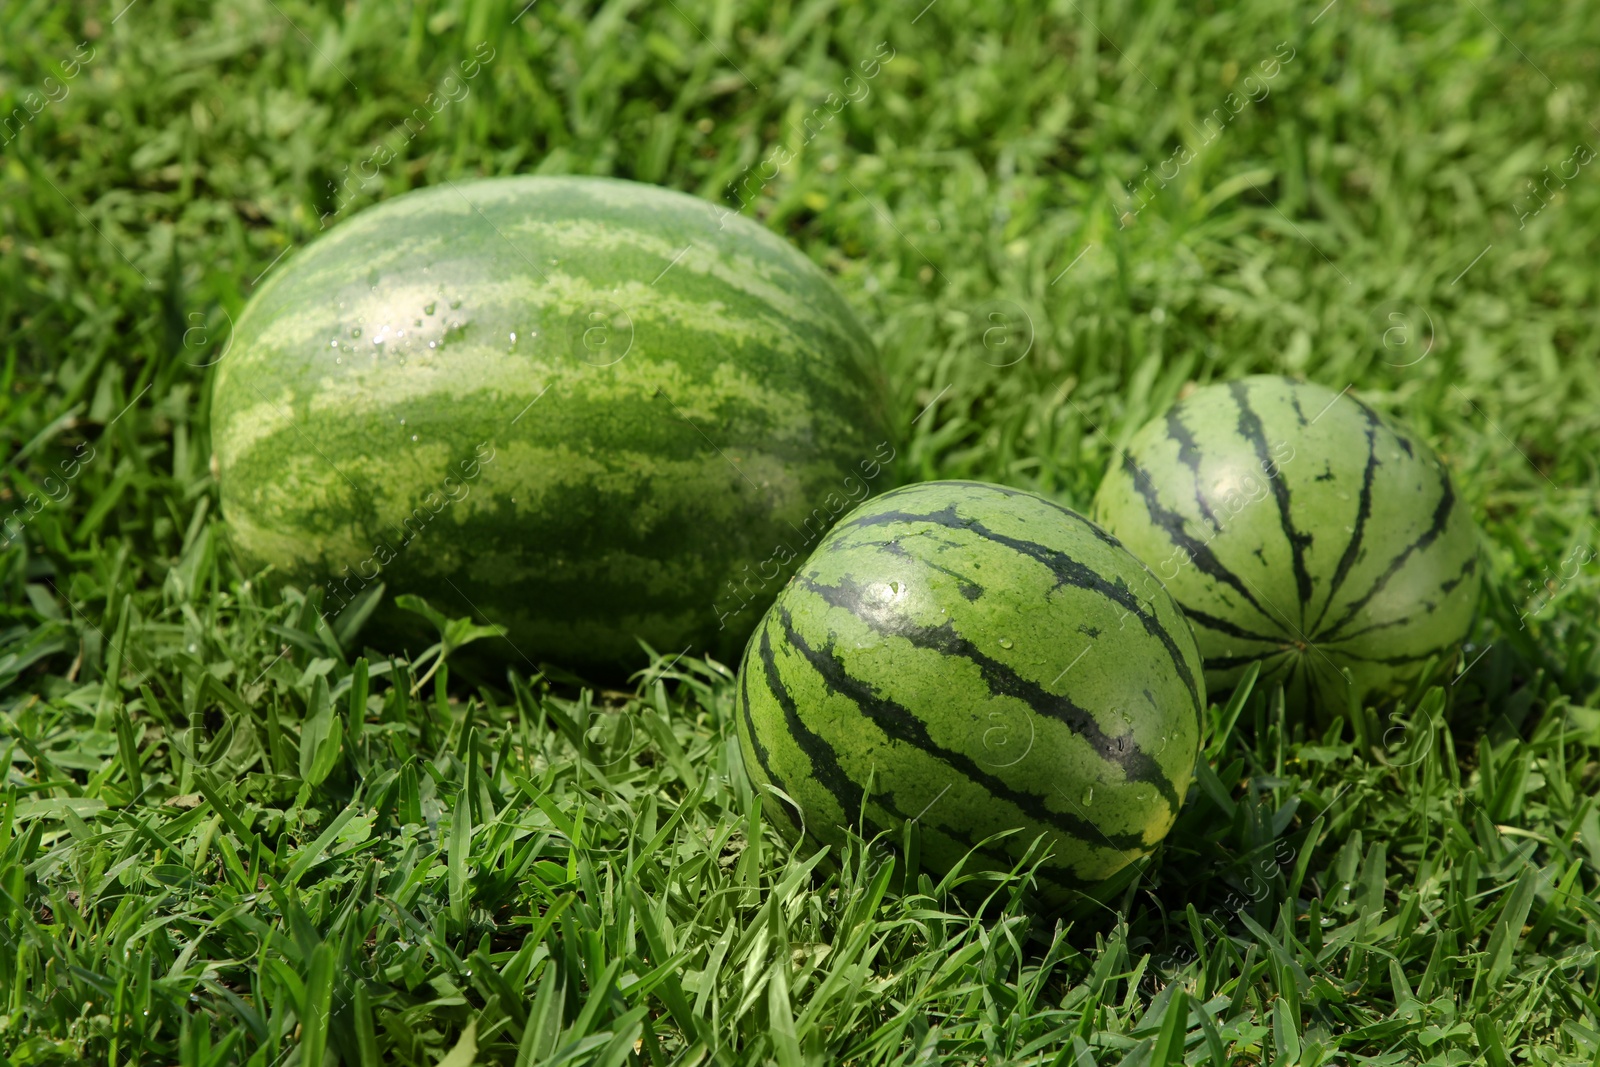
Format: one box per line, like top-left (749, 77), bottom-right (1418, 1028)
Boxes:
top-left (212, 176), bottom-right (893, 668)
top-left (1091, 375), bottom-right (1481, 715)
top-left (736, 480), bottom-right (1205, 895)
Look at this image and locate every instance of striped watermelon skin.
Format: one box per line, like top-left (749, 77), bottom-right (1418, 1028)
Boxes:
top-left (736, 480), bottom-right (1205, 896)
top-left (212, 176), bottom-right (891, 668)
top-left (1092, 375), bottom-right (1480, 716)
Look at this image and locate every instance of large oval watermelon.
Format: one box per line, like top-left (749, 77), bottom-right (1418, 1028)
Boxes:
top-left (736, 480), bottom-right (1204, 899)
top-left (1092, 375), bottom-right (1480, 717)
top-left (212, 176), bottom-right (893, 669)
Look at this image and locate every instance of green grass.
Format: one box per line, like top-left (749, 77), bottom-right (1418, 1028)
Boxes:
top-left (3, 0), bottom-right (1600, 1062)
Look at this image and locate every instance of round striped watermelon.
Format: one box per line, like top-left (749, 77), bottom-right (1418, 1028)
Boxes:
top-left (1092, 375), bottom-right (1480, 717)
top-left (212, 176), bottom-right (892, 669)
top-left (736, 480), bottom-right (1205, 899)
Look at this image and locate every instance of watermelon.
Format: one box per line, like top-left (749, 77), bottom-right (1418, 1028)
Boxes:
top-left (211, 176), bottom-right (893, 670)
top-left (1092, 375), bottom-right (1480, 717)
top-left (735, 480), bottom-right (1205, 899)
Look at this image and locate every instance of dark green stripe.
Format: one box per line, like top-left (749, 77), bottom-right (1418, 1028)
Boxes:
top-left (1321, 463), bottom-right (1457, 641)
top-left (757, 623), bottom-right (880, 840)
top-left (801, 574), bottom-right (1185, 813)
top-left (1287, 387), bottom-right (1309, 426)
top-left (839, 503), bottom-right (1203, 713)
top-left (1229, 381), bottom-right (1314, 619)
top-left (1207, 648), bottom-right (1295, 671)
top-left (1319, 613), bottom-right (1420, 644)
top-left (740, 652), bottom-right (790, 798)
top-left (1319, 554), bottom-right (1475, 643)
top-left (752, 618), bottom-right (1037, 872)
top-left (778, 605), bottom-right (1150, 853)
top-left (1438, 553), bottom-right (1478, 594)
top-left (1117, 451), bottom-right (1286, 639)
top-left (1165, 407), bottom-right (1223, 533)
top-left (1311, 400), bottom-right (1381, 634)
top-left (1176, 601), bottom-right (1287, 645)
top-left (886, 480), bottom-right (1124, 550)
top-left (1332, 646), bottom-right (1454, 666)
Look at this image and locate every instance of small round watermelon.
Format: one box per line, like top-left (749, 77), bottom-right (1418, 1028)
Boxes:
top-left (211, 176), bottom-right (892, 669)
top-left (1092, 375), bottom-right (1480, 717)
top-left (736, 480), bottom-right (1204, 900)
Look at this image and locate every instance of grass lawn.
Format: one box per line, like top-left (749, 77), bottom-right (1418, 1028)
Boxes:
top-left (4, 0), bottom-right (1600, 1063)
